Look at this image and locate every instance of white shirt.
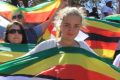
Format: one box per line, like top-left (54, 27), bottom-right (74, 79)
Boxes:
top-left (113, 54), bottom-right (120, 67)
top-left (101, 5), bottom-right (113, 18)
top-left (24, 39), bottom-right (95, 56)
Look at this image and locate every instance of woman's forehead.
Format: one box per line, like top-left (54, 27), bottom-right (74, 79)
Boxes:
top-left (63, 15), bottom-right (81, 21)
top-left (12, 11), bottom-right (22, 16)
top-left (9, 25), bottom-right (20, 29)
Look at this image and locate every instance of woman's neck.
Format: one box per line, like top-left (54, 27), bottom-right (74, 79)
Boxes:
top-left (58, 38), bottom-right (76, 47)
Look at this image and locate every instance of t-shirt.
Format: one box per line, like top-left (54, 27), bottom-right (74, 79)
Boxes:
top-left (24, 24), bottom-right (42, 44)
top-left (101, 5), bottom-right (113, 18)
top-left (24, 39), bottom-right (96, 56)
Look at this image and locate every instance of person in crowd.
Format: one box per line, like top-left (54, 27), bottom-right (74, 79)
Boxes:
top-left (11, 0), bottom-right (19, 7)
top-left (11, 11), bottom-right (39, 44)
top-left (4, 21), bottom-right (27, 44)
top-left (78, 7), bottom-right (89, 17)
top-left (11, 0), bottom-right (69, 44)
top-left (11, 10), bottom-right (55, 44)
top-left (101, 0), bottom-right (113, 18)
top-left (89, 7), bottom-right (100, 19)
top-left (113, 54), bottom-right (120, 68)
top-left (11, 0), bottom-right (28, 7)
top-left (20, 0), bottom-right (29, 7)
top-left (23, 7), bottom-right (95, 56)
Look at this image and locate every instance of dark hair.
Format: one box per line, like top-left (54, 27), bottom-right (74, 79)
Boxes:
top-left (4, 21), bottom-right (27, 44)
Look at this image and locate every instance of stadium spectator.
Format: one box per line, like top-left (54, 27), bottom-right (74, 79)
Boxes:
top-left (101, 0), bottom-right (113, 18)
top-left (11, 11), bottom-right (39, 44)
top-left (11, 0), bottom-right (19, 7)
top-left (4, 21), bottom-right (27, 44)
top-left (11, 0), bottom-right (69, 44)
top-left (89, 7), bottom-right (100, 19)
top-left (11, 10), bottom-right (55, 44)
top-left (23, 7), bottom-right (95, 56)
top-left (11, 0), bottom-right (28, 7)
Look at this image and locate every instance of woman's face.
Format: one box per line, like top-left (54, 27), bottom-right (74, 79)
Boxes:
top-left (7, 25), bottom-right (23, 44)
top-left (12, 13), bottom-right (24, 23)
top-left (60, 15), bottom-right (82, 40)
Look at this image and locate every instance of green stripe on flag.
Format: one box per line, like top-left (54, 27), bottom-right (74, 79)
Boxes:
top-left (0, 47), bottom-right (119, 74)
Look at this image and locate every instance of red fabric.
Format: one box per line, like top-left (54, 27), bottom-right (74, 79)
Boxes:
top-left (39, 64), bottom-right (114, 80)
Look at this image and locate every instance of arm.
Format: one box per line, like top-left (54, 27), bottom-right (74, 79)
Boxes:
top-left (33, 0), bottom-right (66, 37)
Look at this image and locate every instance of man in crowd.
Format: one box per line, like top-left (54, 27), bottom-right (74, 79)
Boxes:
top-left (89, 7), bottom-right (100, 19)
top-left (101, 0), bottom-right (113, 18)
top-left (11, 11), bottom-right (53, 44)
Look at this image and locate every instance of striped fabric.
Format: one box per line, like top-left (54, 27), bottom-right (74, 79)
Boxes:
top-left (39, 17), bottom-right (120, 60)
top-left (0, 47), bottom-right (119, 80)
top-left (0, 1), bottom-right (18, 21)
top-left (0, 0), bottom-right (61, 23)
top-left (0, 43), bottom-right (35, 63)
top-left (82, 18), bottom-right (120, 59)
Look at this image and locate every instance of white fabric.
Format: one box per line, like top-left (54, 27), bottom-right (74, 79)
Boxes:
top-left (106, 0), bottom-right (112, 3)
top-left (113, 54), bottom-right (120, 67)
top-left (0, 76), bottom-right (51, 80)
top-left (101, 5), bottom-right (113, 18)
top-left (116, 40), bottom-right (120, 50)
top-left (75, 31), bottom-right (89, 41)
top-left (0, 16), bottom-right (10, 39)
top-left (24, 39), bottom-right (95, 56)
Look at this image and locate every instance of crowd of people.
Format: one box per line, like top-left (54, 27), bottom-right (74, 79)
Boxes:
top-left (0, 0), bottom-right (120, 70)
top-left (0, 0), bottom-right (34, 7)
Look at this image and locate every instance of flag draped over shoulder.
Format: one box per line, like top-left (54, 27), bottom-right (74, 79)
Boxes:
top-left (0, 47), bottom-right (119, 80)
top-left (82, 17), bottom-right (120, 59)
top-left (0, 43), bottom-right (35, 63)
top-left (0, 0), bottom-right (61, 23)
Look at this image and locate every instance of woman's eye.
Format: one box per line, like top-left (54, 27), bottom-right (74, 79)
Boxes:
top-left (64, 24), bottom-right (69, 27)
top-left (75, 26), bottom-right (79, 28)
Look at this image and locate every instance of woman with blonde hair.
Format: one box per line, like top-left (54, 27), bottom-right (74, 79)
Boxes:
top-left (23, 7), bottom-right (94, 56)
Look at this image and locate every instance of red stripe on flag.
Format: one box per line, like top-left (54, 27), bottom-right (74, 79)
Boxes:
top-left (48, 23), bottom-right (56, 36)
top-left (83, 26), bottom-right (120, 37)
top-left (85, 40), bottom-right (118, 50)
top-left (0, 11), bottom-right (12, 21)
top-left (23, 8), bottom-right (57, 23)
top-left (40, 64), bottom-right (114, 80)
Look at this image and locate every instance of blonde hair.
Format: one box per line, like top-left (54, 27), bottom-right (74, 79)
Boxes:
top-left (54, 7), bottom-right (83, 28)
top-left (53, 7), bottom-right (83, 38)
top-left (78, 7), bottom-right (87, 17)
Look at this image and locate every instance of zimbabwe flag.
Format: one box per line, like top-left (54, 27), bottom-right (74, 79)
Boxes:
top-left (0, 43), bottom-right (35, 63)
top-left (82, 17), bottom-right (120, 60)
top-left (0, 0), bottom-right (61, 23)
top-left (0, 47), bottom-right (119, 80)
top-left (40, 17), bottom-right (120, 60)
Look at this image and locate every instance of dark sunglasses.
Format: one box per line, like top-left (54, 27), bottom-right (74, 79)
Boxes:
top-left (8, 29), bottom-right (23, 34)
top-left (12, 14), bottom-right (23, 19)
